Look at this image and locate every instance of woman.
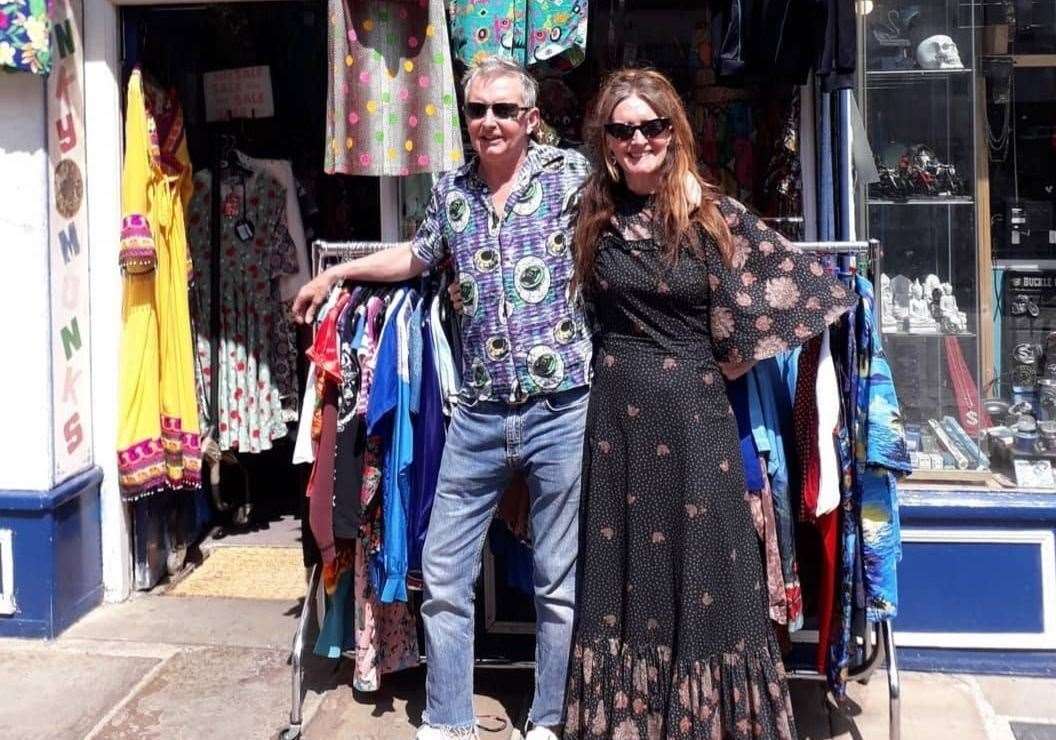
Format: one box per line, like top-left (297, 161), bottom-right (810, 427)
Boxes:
top-left (562, 69), bottom-right (855, 739)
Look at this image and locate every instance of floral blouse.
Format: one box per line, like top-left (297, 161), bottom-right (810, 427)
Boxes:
top-left (0, 0), bottom-right (51, 74)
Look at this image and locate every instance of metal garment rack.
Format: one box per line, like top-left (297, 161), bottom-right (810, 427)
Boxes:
top-left (283, 238), bottom-right (900, 740)
top-left (282, 240), bottom-right (397, 740)
top-left (788, 238), bottom-right (900, 740)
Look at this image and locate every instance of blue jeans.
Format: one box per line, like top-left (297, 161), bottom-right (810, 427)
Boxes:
top-left (420, 386), bottom-right (588, 731)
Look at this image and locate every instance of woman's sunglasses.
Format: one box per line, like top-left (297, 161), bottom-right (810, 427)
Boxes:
top-left (604, 117), bottom-right (672, 142)
top-left (464, 102), bottom-right (530, 120)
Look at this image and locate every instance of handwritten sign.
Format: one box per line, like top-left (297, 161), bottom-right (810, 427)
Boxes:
top-left (47, 0), bottom-right (93, 483)
top-left (203, 65), bottom-right (274, 122)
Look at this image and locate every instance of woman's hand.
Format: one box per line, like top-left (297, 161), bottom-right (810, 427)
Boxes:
top-left (292, 269), bottom-right (336, 325)
top-left (719, 359), bottom-right (755, 380)
top-left (447, 279), bottom-right (463, 313)
top-left (684, 173), bottom-right (702, 210)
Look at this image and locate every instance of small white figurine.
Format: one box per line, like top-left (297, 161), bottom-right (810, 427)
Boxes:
top-left (908, 279), bottom-right (939, 333)
top-left (939, 282), bottom-right (968, 334)
top-left (916, 35), bottom-right (964, 70)
top-left (880, 274), bottom-right (899, 333)
top-left (923, 274), bottom-right (942, 303)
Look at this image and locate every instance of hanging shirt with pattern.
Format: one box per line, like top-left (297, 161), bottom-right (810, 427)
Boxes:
top-left (447, 0), bottom-right (589, 72)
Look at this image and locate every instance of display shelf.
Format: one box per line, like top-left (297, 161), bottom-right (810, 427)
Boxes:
top-left (881, 331), bottom-right (977, 338)
top-left (867, 68), bottom-right (972, 78)
top-left (868, 197), bottom-right (975, 206)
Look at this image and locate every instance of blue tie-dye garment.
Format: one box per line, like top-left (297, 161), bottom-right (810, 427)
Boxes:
top-left (854, 275), bottom-right (910, 623)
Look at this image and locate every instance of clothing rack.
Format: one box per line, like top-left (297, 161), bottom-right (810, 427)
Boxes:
top-left (311, 239), bottom-right (411, 278)
top-left (786, 237), bottom-right (899, 740)
top-left (282, 240), bottom-right (396, 740)
top-left (282, 237), bottom-right (900, 740)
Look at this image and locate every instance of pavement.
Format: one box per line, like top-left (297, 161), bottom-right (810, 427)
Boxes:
top-left (2, 518), bottom-right (1055, 739)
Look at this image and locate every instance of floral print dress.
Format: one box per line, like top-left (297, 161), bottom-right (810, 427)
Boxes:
top-left (564, 195), bottom-right (856, 739)
top-left (186, 169), bottom-right (300, 452)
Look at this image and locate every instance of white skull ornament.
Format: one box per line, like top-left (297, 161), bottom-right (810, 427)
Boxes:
top-left (916, 35), bottom-right (963, 69)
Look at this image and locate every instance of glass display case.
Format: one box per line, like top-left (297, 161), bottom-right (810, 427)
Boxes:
top-left (858, 0), bottom-right (991, 476)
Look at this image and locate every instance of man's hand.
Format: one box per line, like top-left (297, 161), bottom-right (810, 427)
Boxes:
top-left (292, 270), bottom-right (336, 325)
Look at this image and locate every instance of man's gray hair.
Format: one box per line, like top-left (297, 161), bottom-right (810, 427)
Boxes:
top-left (461, 56), bottom-right (538, 108)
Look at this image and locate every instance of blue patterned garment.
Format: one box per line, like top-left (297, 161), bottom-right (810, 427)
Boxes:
top-left (855, 276), bottom-right (911, 472)
top-left (0, 0), bottom-right (51, 74)
top-left (854, 275), bottom-right (910, 623)
top-left (828, 316), bottom-right (861, 697)
top-left (412, 143), bottom-right (592, 403)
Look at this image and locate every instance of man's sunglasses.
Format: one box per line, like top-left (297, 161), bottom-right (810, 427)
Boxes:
top-left (464, 102), bottom-right (530, 120)
top-left (603, 117), bottom-right (672, 142)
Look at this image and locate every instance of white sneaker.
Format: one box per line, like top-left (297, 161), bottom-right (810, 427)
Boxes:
top-left (415, 725), bottom-right (478, 740)
top-left (525, 726), bottom-right (559, 740)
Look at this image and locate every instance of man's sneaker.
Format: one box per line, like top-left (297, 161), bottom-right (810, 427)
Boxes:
top-left (415, 725), bottom-right (478, 740)
top-left (525, 725), bottom-right (560, 740)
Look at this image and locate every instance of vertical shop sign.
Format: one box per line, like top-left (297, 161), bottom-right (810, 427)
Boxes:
top-left (46, 0), bottom-right (92, 483)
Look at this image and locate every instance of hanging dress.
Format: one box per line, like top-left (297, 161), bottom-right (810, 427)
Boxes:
top-left (325, 0), bottom-right (463, 176)
top-left (185, 168), bottom-right (300, 453)
top-left (564, 194), bottom-right (856, 739)
top-left (116, 70), bottom-right (202, 500)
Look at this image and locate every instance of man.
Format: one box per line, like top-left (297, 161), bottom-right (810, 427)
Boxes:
top-left (293, 56), bottom-right (591, 740)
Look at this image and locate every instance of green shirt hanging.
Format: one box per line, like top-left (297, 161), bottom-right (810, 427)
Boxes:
top-left (448, 0), bottom-right (588, 73)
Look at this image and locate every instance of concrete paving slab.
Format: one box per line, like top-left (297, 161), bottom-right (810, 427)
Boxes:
top-left (1011, 721), bottom-right (1056, 740)
top-left (837, 672), bottom-right (990, 740)
top-left (63, 595), bottom-right (302, 651)
top-left (976, 675), bottom-right (1056, 722)
top-left (304, 666), bottom-right (531, 740)
top-left (91, 647), bottom-right (291, 740)
top-left (0, 651), bottom-right (158, 740)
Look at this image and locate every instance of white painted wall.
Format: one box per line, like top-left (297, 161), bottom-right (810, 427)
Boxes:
top-left (84, 0), bottom-right (131, 601)
top-left (0, 75), bottom-right (55, 492)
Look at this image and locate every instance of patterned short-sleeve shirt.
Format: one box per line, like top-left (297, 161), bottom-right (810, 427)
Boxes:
top-left (412, 143), bottom-right (592, 403)
top-left (447, 0), bottom-right (589, 73)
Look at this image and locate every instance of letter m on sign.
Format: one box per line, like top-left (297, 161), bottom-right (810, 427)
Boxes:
top-left (59, 223), bottom-right (79, 264)
top-left (61, 316), bottom-right (82, 361)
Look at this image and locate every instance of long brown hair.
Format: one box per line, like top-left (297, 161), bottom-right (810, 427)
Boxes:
top-left (572, 69), bottom-right (732, 291)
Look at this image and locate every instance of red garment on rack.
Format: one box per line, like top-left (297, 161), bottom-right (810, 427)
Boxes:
top-left (794, 335), bottom-right (823, 521)
top-left (308, 383), bottom-right (339, 569)
top-left (306, 292), bottom-right (349, 384)
top-left (814, 507), bottom-right (839, 673)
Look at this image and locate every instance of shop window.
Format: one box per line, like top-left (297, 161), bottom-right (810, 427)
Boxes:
top-left (859, 0), bottom-right (1056, 487)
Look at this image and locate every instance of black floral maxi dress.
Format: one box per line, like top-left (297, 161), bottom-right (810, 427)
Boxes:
top-left (563, 195), bottom-right (857, 740)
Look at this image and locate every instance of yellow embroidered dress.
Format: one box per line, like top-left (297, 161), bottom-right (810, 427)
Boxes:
top-left (117, 69), bottom-right (201, 500)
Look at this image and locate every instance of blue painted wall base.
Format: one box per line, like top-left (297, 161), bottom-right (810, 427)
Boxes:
top-left (895, 487), bottom-right (1056, 676)
top-left (0, 467), bottom-right (104, 639)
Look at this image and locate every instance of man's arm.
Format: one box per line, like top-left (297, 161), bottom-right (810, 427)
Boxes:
top-left (291, 243), bottom-right (429, 324)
